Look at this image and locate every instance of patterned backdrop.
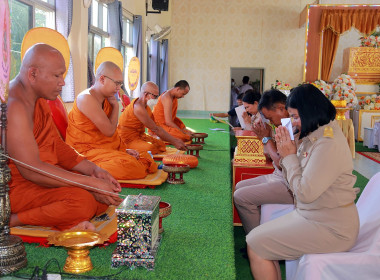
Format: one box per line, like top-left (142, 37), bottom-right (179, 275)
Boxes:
top-left (169, 0), bottom-right (310, 111)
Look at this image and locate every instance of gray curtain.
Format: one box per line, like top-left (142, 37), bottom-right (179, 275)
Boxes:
top-left (148, 37), bottom-right (159, 87)
top-left (55, 0), bottom-right (74, 102)
top-left (132, 15), bottom-right (142, 97)
top-left (107, 1), bottom-right (122, 51)
top-left (87, 7), bottom-right (95, 87)
top-left (159, 39), bottom-right (169, 93)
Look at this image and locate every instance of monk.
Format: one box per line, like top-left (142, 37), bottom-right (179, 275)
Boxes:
top-left (118, 81), bottom-right (187, 154)
top-left (7, 44), bottom-right (122, 231)
top-left (66, 61), bottom-right (157, 180)
top-left (150, 80), bottom-right (193, 142)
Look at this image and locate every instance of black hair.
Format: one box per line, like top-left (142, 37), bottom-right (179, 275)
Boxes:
top-left (242, 76), bottom-right (249, 84)
top-left (174, 80), bottom-right (190, 90)
top-left (237, 93), bottom-right (244, 100)
top-left (242, 89), bottom-right (261, 104)
top-left (286, 84), bottom-right (336, 139)
top-left (258, 89), bottom-right (287, 111)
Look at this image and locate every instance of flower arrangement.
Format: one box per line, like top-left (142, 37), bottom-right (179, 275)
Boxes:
top-left (271, 80), bottom-right (292, 90)
top-left (360, 35), bottom-right (380, 48)
top-left (358, 94), bottom-right (380, 110)
top-left (312, 80), bottom-right (333, 99)
top-left (331, 74), bottom-right (358, 108)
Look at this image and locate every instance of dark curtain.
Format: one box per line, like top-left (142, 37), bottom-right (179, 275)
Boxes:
top-left (159, 39), bottom-right (169, 93)
top-left (108, 1), bottom-right (122, 51)
top-left (132, 15), bottom-right (142, 97)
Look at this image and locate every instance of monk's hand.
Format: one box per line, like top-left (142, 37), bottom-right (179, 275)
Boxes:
top-left (173, 138), bottom-right (187, 151)
top-left (91, 191), bottom-right (123, 206)
top-left (91, 166), bottom-right (121, 192)
top-left (126, 149), bottom-right (140, 159)
top-left (252, 120), bottom-right (271, 140)
top-left (274, 126), bottom-right (297, 158)
top-left (107, 96), bottom-right (119, 108)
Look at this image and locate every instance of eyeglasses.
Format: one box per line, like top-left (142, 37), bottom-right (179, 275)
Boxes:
top-left (103, 75), bottom-right (124, 87)
top-left (145, 91), bottom-right (159, 99)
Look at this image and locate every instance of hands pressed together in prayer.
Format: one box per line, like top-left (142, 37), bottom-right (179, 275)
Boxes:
top-left (274, 126), bottom-right (297, 158)
top-left (107, 95), bottom-right (119, 108)
top-left (252, 120), bottom-right (272, 140)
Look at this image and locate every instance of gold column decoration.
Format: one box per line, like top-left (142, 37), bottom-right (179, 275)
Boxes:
top-left (0, 0), bottom-right (27, 274)
top-left (233, 131), bottom-right (267, 165)
top-left (343, 47), bottom-right (380, 85)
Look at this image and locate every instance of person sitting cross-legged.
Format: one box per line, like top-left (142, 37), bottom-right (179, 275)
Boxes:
top-left (8, 44), bottom-right (122, 231)
top-left (118, 81), bottom-right (187, 154)
top-left (66, 61), bottom-right (157, 180)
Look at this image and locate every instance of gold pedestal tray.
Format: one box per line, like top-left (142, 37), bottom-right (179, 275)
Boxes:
top-left (192, 133), bottom-right (208, 144)
top-left (162, 163), bottom-right (190, 184)
top-left (48, 230), bottom-right (108, 274)
top-left (159, 202), bottom-right (172, 234)
top-left (186, 144), bottom-right (203, 157)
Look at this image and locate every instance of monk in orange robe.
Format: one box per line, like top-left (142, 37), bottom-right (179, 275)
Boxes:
top-left (150, 80), bottom-right (194, 142)
top-left (7, 44), bottom-right (122, 231)
top-left (118, 81), bottom-right (187, 154)
top-left (66, 61), bottom-right (157, 179)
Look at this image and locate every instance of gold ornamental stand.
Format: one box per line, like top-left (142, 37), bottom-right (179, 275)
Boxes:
top-left (0, 104), bottom-right (27, 275)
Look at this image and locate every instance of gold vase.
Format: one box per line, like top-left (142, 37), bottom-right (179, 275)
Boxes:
top-left (331, 100), bottom-right (348, 120)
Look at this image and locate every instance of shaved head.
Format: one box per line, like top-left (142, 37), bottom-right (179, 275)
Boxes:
top-left (140, 81), bottom-right (159, 97)
top-left (21, 43), bottom-right (64, 74)
top-left (96, 61), bottom-right (122, 79)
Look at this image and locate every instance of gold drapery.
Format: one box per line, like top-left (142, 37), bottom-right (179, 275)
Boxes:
top-left (319, 8), bottom-right (380, 81)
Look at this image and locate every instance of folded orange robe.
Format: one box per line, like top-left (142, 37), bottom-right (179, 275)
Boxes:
top-left (9, 98), bottom-right (108, 230)
top-left (66, 95), bottom-right (157, 180)
top-left (151, 96), bottom-right (191, 141)
top-left (118, 98), bottom-right (166, 154)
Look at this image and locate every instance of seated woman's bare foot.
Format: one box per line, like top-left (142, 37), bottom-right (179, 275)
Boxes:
top-left (70, 221), bottom-right (96, 231)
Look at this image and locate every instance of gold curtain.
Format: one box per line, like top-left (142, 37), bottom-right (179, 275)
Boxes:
top-left (319, 8), bottom-right (380, 81)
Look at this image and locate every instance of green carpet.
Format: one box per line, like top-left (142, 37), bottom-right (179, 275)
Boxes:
top-left (10, 119), bottom-right (235, 280)
top-left (355, 141), bottom-right (378, 152)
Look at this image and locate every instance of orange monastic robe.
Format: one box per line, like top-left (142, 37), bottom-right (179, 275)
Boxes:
top-left (9, 98), bottom-right (108, 230)
top-left (151, 95), bottom-right (191, 141)
top-left (118, 98), bottom-right (166, 154)
top-left (66, 94), bottom-right (157, 180)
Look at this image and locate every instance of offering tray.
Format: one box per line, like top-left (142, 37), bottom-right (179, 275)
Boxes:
top-left (48, 230), bottom-right (108, 273)
top-left (162, 163), bottom-right (190, 184)
top-left (192, 132), bottom-right (208, 144)
top-left (186, 144), bottom-right (203, 157)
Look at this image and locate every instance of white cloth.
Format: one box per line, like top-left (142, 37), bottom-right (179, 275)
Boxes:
top-left (286, 172), bottom-right (380, 280)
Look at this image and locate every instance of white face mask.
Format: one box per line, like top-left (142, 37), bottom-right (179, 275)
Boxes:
top-left (231, 82), bottom-right (235, 86)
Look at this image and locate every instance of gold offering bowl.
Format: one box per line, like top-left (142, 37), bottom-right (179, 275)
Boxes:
top-left (162, 163), bottom-right (190, 184)
top-left (159, 202), bottom-right (172, 234)
top-left (47, 230), bottom-right (108, 274)
top-left (186, 144), bottom-right (203, 157)
top-left (192, 132), bottom-right (208, 144)
top-left (331, 100), bottom-right (349, 120)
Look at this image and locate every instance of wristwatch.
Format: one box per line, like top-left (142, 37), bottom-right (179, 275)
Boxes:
top-left (262, 136), bottom-right (272, 145)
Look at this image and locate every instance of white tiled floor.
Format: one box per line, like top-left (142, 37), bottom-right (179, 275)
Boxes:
top-left (353, 152), bottom-right (379, 180)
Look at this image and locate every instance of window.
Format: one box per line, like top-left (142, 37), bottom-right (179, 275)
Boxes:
top-left (88, 0), bottom-right (110, 68)
top-left (121, 15), bottom-right (133, 94)
top-left (9, 0), bottom-right (55, 79)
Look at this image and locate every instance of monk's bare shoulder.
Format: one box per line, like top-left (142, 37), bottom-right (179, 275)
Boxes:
top-left (76, 91), bottom-right (100, 113)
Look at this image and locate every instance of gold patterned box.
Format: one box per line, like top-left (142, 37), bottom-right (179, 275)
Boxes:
top-left (343, 47), bottom-right (380, 85)
top-left (233, 130), bottom-right (267, 165)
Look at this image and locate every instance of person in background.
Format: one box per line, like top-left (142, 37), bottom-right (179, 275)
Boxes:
top-left (211, 93), bottom-right (244, 128)
top-left (238, 76), bottom-right (253, 96)
top-left (247, 84), bottom-right (359, 279)
top-left (234, 89), bottom-right (294, 235)
top-left (150, 80), bottom-right (193, 142)
top-left (118, 81), bottom-right (187, 154)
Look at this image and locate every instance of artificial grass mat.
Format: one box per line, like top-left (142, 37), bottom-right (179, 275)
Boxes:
top-left (10, 119), bottom-right (235, 280)
top-left (355, 141), bottom-right (378, 152)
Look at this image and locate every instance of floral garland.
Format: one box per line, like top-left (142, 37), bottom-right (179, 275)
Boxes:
top-left (312, 80), bottom-right (332, 99)
top-left (271, 80), bottom-right (291, 90)
top-left (358, 94), bottom-right (380, 110)
top-left (331, 74), bottom-right (358, 108)
top-left (360, 35), bottom-right (380, 48)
